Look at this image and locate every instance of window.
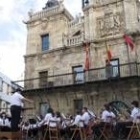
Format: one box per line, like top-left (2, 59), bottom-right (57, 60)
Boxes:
top-left (106, 59), bottom-right (120, 79)
top-left (74, 99), bottom-right (83, 113)
top-left (72, 66), bottom-right (84, 84)
top-left (41, 34), bottom-right (49, 51)
top-left (40, 102), bottom-right (49, 117)
top-left (39, 71), bottom-right (48, 87)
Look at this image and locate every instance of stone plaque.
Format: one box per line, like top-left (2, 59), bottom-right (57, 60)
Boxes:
top-left (96, 13), bottom-right (123, 38)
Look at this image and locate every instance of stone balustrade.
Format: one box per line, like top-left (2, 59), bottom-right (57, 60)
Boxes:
top-left (64, 35), bottom-right (84, 46)
top-left (68, 18), bottom-right (84, 28)
top-left (29, 5), bottom-right (63, 21)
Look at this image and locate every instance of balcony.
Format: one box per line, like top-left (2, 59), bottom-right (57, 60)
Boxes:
top-left (63, 34), bottom-right (84, 46)
top-left (14, 62), bottom-right (140, 90)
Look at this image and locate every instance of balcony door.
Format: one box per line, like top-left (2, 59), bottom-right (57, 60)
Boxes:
top-left (40, 102), bottom-right (49, 117)
top-left (39, 71), bottom-right (48, 87)
top-left (106, 59), bottom-right (120, 79)
top-left (74, 99), bottom-right (83, 113)
top-left (72, 66), bottom-right (84, 84)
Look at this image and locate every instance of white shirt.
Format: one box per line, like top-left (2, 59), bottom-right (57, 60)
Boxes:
top-left (0, 118), bottom-right (10, 127)
top-left (10, 92), bottom-right (24, 106)
top-left (72, 115), bottom-right (84, 127)
top-left (81, 112), bottom-right (90, 125)
top-left (131, 107), bottom-right (140, 122)
top-left (44, 113), bottom-right (52, 125)
top-left (131, 107), bottom-right (139, 118)
top-left (49, 117), bottom-right (59, 127)
top-left (101, 110), bottom-right (115, 123)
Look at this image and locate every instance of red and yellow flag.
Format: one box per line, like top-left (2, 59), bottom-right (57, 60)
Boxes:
top-left (107, 46), bottom-right (112, 62)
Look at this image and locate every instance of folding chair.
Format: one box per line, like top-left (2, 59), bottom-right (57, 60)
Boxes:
top-left (49, 120), bottom-right (60, 140)
top-left (43, 125), bottom-right (49, 140)
top-left (99, 116), bottom-right (114, 140)
top-left (127, 116), bottom-right (140, 140)
top-left (70, 120), bottom-right (86, 140)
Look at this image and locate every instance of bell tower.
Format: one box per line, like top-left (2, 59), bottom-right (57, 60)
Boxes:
top-left (82, 0), bottom-right (89, 8)
top-left (123, 0), bottom-right (139, 34)
top-left (83, 0), bottom-right (140, 41)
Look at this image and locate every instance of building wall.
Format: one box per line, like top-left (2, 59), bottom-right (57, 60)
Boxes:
top-left (25, 77), bottom-right (140, 117)
top-left (24, 0), bottom-right (140, 116)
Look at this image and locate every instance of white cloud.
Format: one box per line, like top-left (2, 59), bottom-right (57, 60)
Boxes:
top-left (0, 0), bottom-right (81, 81)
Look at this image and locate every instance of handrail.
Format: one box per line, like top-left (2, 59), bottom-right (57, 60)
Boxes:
top-left (14, 62), bottom-right (139, 83)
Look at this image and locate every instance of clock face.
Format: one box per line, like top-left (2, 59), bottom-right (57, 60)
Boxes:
top-left (109, 101), bottom-right (130, 116)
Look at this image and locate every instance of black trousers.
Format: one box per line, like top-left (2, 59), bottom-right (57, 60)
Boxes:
top-left (10, 105), bottom-right (21, 131)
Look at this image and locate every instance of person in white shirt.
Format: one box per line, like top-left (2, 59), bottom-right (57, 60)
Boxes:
top-left (48, 111), bottom-right (61, 128)
top-left (92, 104), bottom-right (116, 138)
top-left (39, 108), bottom-right (54, 127)
top-left (101, 104), bottom-right (116, 123)
top-left (0, 112), bottom-right (11, 131)
top-left (130, 101), bottom-right (140, 122)
top-left (81, 107), bottom-right (90, 127)
top-left (115, 101), bottom-right (140, 138)
top-left (72, 111), bottom-right (83, 127)
top-left (10, 88), bottom-right (33, 132)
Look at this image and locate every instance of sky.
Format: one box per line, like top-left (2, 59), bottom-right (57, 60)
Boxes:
top-left (0, 0), bottom-right (82, 81)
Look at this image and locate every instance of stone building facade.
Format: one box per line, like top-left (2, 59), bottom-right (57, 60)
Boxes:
top-left (23, 0), bottom-right (140, 117)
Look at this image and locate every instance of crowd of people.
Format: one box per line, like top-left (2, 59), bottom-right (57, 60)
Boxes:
top-left (21, 100), bottom-right (140, 139)
top-left (0, 95), bottom-right (140, 139)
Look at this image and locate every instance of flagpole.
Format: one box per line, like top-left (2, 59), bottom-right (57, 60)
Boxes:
top-left (126, 44), bottom-right (132, 75)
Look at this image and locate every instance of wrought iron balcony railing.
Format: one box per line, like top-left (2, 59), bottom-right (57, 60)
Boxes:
top-left (14, 62), bottom-right (140, 90)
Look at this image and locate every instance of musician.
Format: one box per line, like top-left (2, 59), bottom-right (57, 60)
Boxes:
top-left (55, 111), bottom-right (62, 128)
top-left (0, 111), bottom-right (11, 131)
top-left (115, 101), bottom-right (140, 138)
top-left (10, 88), bottom-right (33, 131)
top-left (131, 100), bottom-right (140, 122)
top-left (39, 108), bottom-right (54, 126)
top-left (101, 104), bottom-right (116, 123)
top-left (81, 107), bottom-right (90, 127)
top-left (72, 110), bottom-right (83, 127)
top-left (39, 108), bottom-right (54, 138)
top-left (92, 104), bottom-right (116, 137)
top-left (48, 111), bottom-right (62, 128)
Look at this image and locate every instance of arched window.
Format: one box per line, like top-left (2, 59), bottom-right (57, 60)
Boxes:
top-left (109, 101), bottom-right (130, 116)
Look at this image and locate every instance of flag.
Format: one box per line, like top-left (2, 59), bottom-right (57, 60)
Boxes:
top-left (84, 42), bottom-right (90, 71)
top-left (123, 34), bottom-right (134, 50)
top-left (107, 46), bottom-right (112, 62)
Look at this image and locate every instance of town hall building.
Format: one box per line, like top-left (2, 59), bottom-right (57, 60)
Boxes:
top-left (21, 0), bottom-right (140, 117)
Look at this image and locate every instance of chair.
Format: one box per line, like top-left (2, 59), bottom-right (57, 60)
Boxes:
top-left (43, 125), bottom-right (49, 140)
top-left (99, 122), bottom-right (114, 140)
top-left (99, 116), bottom-right (114, 140)
top-left (127, 116), bottom-right (140, 140)
top-left (49, 120), bottom-right (60, 140)
top-left (70, 120), bottom-right (86, 140)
